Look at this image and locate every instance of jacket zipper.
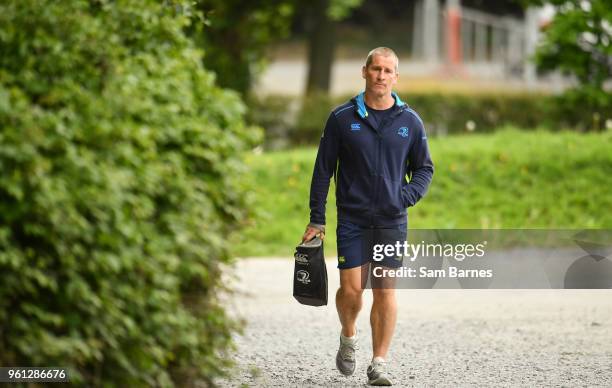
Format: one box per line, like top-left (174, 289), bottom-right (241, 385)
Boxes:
top-left (371, 115), bottom-right (389, 226)
top-left (361, 106), bottom-right (403, 227)
top-left (361, 115), bottom-right (379, 227)
top-left (372, 110), bottom-right (401, 225)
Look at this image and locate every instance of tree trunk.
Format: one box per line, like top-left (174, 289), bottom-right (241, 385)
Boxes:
top-left (305, 0), bottom-right (336, 96)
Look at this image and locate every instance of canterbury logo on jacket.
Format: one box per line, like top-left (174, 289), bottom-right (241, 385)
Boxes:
top-left (309, 92), bottom-right (434, 227)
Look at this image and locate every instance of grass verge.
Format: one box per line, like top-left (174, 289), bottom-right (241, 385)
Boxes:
top-left (232, 128), bottom-right (612, 257)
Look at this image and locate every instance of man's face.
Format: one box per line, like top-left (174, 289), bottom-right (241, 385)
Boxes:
top-left (362, 54), bottom-right (398, 97)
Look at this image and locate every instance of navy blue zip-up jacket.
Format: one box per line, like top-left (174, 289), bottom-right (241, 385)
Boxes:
top-left (309, 92), bottom-right (434, 227)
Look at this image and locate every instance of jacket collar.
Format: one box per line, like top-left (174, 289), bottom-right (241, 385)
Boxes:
top-left (354, 91), bottom-right (405, 119)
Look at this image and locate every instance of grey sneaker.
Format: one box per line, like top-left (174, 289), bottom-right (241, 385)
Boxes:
top-left (367, 358), bottom-right (392, 386)
top-left (335, 334), bottom-right (358, 376)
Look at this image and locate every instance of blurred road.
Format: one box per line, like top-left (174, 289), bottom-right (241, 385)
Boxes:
top-left (218, 258), bottom-right (612, 387)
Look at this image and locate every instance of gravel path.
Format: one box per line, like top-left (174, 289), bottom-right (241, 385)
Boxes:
top-left (218, 258), bottom-right (612, 387)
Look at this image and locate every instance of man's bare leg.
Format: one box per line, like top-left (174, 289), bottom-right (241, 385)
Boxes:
top-left (335, 263), bottom-right (368, 376)
top-left (370, 286), bottom-right (397, 358)
top-left (336, 263), bottom-right (368, 336)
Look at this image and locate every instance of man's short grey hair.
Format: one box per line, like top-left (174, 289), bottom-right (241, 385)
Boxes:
top-left (365, 47), bottom-right (399, 72)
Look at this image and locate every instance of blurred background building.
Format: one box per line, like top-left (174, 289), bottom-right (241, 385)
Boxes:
top-left (259, 0), bottom-right (555, 95)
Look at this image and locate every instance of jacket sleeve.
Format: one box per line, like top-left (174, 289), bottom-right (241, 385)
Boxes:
top-left (309, 113), bottom-right (340, 225)
top-left (402, 118), bottom-right (434, 207)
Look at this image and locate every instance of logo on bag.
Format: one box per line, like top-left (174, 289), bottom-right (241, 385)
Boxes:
top-left (397, 127), bottom-right (409, 138)
top-left (296, 270), bottom-right (310, 284)
top-left (295, 252), bottom-right (309, 265)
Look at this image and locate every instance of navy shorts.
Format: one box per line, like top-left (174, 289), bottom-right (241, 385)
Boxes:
top-left (336, 220), bottom-right (407, 269)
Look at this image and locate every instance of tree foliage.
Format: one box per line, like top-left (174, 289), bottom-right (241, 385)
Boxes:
top-left (0, 0), bottom-right (259, 386)
top-left (527, 0), bottom-right (611, 127)
top-left (189, 0), bottom-right (363, 95)
top-left (302, 0), bottom-right (364, 95)
top-left (190, 0), bottom-right (294, 94)
top-left (327, 0), bottom-right (364, 20)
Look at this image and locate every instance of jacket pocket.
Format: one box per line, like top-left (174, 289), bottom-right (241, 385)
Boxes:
top-left (340, 175), bottom-right (371, 211)
top-left (377, 177), bottom-right (405, 216)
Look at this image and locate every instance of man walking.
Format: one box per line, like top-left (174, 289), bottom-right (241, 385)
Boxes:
top-left (302, 47), bottom-right (434, 386)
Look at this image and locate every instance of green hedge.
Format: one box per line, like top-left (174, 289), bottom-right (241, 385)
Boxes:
top-left (0, 1), bottom-right (260, 386)
top-left (247, 91), bottom-right (611, 148)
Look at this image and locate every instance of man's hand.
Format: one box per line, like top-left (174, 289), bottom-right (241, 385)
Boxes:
top-left (302, 225), bottom-right (325, 243)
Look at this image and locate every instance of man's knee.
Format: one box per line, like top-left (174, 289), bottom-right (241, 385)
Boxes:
top-left (372, 287), bottom-right (396, 302)
top-left (338, 285), bottom-right (364, 301)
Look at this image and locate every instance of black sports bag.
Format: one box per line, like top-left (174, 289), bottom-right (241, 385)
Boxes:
top-left (293, 236), bottom-right (328, 306)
